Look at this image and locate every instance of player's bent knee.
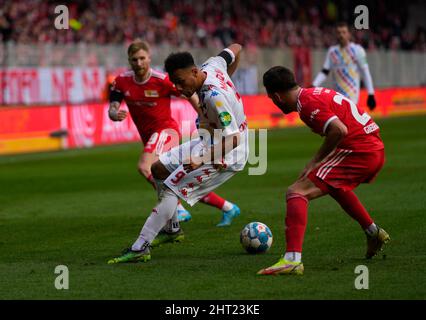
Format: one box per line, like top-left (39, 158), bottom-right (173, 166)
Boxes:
top-left (151, 161), bottom-right (170, 180)
top-left (287, 184), bottom-right (305, 197)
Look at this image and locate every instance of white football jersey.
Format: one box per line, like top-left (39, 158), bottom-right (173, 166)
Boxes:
top-left (197, 55), bottom-right (249, 171)
top-left (323, 42), bottom-right (368, 104)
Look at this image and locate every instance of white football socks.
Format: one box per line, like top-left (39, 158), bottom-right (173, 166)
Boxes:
top-left (284, 252), bottom-right (302, 263)
top-left (222, 201), bottom-right (234, 212)
top-left (132, 187), bottom-right (178, 251)
top-left (365, 223), bottom-right (378, 237)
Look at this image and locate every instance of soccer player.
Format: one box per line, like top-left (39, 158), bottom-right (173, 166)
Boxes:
top-left (258, 66), bottom-right (390, 275)
top-left (108, 40), bottom-right (241, 229)
top-left (312, 22), bottom-right (376, 110)
top-left (108, 43), bottom-right (249, 264)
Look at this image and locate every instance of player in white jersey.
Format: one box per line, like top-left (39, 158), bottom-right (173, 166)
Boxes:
top-left (108, 44), bottom-right (249, 264)
top-left (312, 22), bottom-right (376, 110)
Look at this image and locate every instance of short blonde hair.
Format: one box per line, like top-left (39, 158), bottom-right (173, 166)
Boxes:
top-left (127, 40), bottom-right (150, 57)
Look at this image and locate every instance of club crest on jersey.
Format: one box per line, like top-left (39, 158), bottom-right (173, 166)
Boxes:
top-left (144, 90), bottom-right (159, 97)
top-left (219, 111), bottom-right (232, 126)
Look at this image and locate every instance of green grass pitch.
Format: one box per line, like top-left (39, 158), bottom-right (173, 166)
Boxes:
top-left (1, 115), bottom-right (425, 300)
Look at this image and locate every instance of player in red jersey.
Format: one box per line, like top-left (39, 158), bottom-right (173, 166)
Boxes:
top-left (257, 66), bottom-right (390, 276)
top-left (108, 41), bottom-right (241, 245)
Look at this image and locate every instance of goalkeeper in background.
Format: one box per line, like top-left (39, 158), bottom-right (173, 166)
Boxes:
top-left (312, 22), bottom-right (377, 110)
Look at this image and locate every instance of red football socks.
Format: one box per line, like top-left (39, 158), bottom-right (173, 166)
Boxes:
top-left (285, 193), bottom-right (309, 252)
top-left (200, 192), bottom-right (226, 210)
top-left (329, 189), bottom-right (374, 229)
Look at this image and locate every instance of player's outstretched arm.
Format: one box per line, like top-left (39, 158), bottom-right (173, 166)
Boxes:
top-left (225, 43), bottom-right (242, 77)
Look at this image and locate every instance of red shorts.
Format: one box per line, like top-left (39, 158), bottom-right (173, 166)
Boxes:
top-left (143, 128), bottom-right (180, 155)
top-left (308, 148), bottom-right (385, 193)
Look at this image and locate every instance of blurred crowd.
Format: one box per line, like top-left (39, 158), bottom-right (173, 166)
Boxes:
top-left (0, 0), bottom-right (425, 51)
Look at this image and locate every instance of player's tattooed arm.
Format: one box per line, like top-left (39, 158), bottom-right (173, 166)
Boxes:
top-left (108, 101), bottom-right (127, 121)
top-left (299, 118), bottom-right (348, 179)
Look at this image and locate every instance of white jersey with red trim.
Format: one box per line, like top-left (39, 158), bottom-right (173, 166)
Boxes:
top-left (197, 55), bottom-right (249, 171)
top-left (322, 42), bottom-right (368, 104)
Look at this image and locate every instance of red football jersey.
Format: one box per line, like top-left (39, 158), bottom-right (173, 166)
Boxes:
top-left (111, 69), bottom-right (181, 143)
top-left (297, 87), bottom-right (384, 152)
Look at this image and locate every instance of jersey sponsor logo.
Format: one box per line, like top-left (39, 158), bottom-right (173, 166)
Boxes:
top-left (313, 87), bottom-right (323, 95)
top-left (136, 101), bottom-right (157, 107)
top-left (144, 90), bottom-right (159, 97)
top-left (310, 109), bottom-right (320, 121)
top-left (219, 111), bottom-right (232, 126)
top-left (364, 122), bottom-right (379, 134)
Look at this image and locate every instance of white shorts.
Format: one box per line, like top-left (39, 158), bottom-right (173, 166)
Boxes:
top-left (160, 138), bottom-right (238, 206)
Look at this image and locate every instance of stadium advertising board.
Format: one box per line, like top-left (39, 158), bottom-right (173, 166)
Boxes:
top-left (0, 68), bottom-right (106, 105)
top-left (1, 87), bottom-right (425, 155)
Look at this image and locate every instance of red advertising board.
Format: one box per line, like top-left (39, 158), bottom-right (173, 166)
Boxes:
top-left (1, 87), bottom-right (425, 155)
top-left (0, 105), bottom-right (62, 154)
top-left (0, 68), bottom-right (106, 105)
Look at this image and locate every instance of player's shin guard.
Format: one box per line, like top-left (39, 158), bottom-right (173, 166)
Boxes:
top-left (132, 187), bottom-right (178, 251)
top-left (200, 192), bottom-right (226, 209)
top-left (329, 189), bottom-right (373, 229)
top-left (285, 193), bottom-right (308, 253)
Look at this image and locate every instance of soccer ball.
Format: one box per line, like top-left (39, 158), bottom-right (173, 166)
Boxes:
top-left (240, 222), bottom-right (273, 254)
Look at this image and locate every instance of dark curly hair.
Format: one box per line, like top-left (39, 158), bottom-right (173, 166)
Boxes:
top-left (263, 66), bottom-right (298, 94)
top-left (164, 52), bottom-right (196, 76)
